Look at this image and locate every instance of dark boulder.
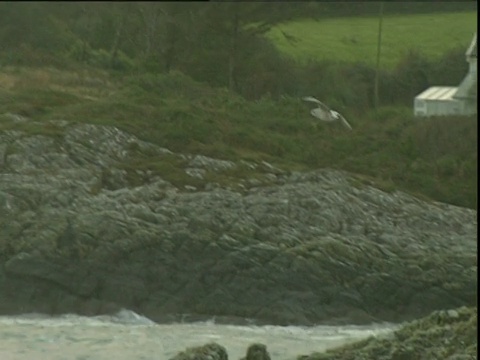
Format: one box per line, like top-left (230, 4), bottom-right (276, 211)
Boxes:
top-left (169, 342), bottom-right (228, 360)
top-left (240, 343), bottom-right (271, 360)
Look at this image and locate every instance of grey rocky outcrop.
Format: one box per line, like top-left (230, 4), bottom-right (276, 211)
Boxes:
top-left (0, 118), bottom-right (477, 325)
top-left (169, 342), bottom-right (228, 360)
top-left (240, 344), bottom-right (271, 360)
top-left (298, 306), bottom-right (477, 360)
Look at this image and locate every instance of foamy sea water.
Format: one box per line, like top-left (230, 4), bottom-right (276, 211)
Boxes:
top-left (0, 310), bottom-right (397, 360)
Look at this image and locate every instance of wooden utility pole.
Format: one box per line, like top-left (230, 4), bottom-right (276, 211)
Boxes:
top-left (228, 5), bottom-right (240, 93)
top-left (374, 2), bottom-right (384, 110)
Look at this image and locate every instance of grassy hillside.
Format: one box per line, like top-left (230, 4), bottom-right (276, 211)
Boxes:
top-left (0, 66), bottom-right (476, 209)
top-left (266, 11), bottom-right (477, 68)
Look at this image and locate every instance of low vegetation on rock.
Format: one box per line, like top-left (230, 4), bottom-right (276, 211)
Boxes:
top-left (169, 342), bottom-right (228, 360)
top-left (0, 67), bottom-right (477, 209)
top-left (298, 306), bottom-right (477, 360)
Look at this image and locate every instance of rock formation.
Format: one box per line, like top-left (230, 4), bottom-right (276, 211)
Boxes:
top-left (169, 342), bottom-right (228, 360)
top-left (241, 343), bottom-right (271, 360)
top-left (0, 118), bottom-right (477, 325)
top-left (298, 306), bottom-right (477, 360)
top-left (169, 306), bottom-right (477, 360)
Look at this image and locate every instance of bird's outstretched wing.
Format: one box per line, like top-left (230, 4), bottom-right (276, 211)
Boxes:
top-left (302, 96), bottom-right (332, 113)
top-left (302, 96), bottom-right (322, 104)
top-left (336, 113), bottom-right (353, 130)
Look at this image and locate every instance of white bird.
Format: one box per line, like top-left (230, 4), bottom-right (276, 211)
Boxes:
top-left (302, 96), bottom-right (352, 130)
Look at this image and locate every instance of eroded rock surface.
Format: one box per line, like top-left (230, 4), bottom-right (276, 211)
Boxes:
top-left (169, 342), bottom-right (228, 360)
top-left (298, 306), bottom-right (477, 360)
top-left (0, 120), bottom-right (477, 325)
top-left (241, 344), bottom-right (272, 360)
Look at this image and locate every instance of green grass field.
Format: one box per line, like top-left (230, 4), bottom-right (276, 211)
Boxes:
top-left (266, 11), bottom-right (477, 68)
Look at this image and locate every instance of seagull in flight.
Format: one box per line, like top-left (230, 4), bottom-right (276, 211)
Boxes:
top-left (302, 96), bottom-right (353, 130)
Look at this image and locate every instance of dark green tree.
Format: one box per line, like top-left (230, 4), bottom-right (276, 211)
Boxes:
top-left (191, 2), bottom-right (299, 92)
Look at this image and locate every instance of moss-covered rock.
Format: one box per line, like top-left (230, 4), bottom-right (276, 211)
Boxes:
top-left (240, 343), bottom-right (271, 360)
top-left (0, 122), bottom-right (477, 326)
top-left (169, 342), bottom-right (228, 360)
top-left (299, 306), bottom-right (477, 360)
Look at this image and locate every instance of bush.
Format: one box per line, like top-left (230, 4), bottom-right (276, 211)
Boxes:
top-left (124, 71), bottom-right (219, 102)
top-left (236, 36), bottom-right (301, 100)
top-left (436, 155), bottom-right (459, 177)
top-left (429, 46), bottom-right (468, 86)
top-left (66, 40), bottom-right (135, 71)
top-left (393, 49), bottom-right (431, 105)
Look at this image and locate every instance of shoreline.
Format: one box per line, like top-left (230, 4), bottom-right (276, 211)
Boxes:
top-left (0, 311), bottom-right (398, 360)
top-left (0, 307), bottom-right (475, 360)
top-left (0, 308), bottom-right (399, 329)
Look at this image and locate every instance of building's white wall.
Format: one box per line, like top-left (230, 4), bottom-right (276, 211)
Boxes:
top-left (415, 99), bottom-right (461, 117)
top-left (414, 98), bottom-right (427, 116)
top-left (468, 59), bottom-right (477, 74)
top-left (414, 99), bottom-right (433, 117)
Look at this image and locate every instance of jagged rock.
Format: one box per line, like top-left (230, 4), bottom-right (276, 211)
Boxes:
top-left (1, 112), bottom-right (28, 123)
top-left (185, 167), bottom-right (207, 179)
top-left (298, 306), bottom-right (477, 360)
top-left (0, 122), bottom-right (477, 325)
top-left (0, 143), bottom-right (7, 168)
top-left (169, 342), bottom-right (228, 360)
top-left (188, 154), bottom-right (236, 172)
top-left (240, 344), bottom-right (271, 360)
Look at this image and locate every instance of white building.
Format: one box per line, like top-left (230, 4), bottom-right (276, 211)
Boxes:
top-left (414, 33), bottom-right (477, 117)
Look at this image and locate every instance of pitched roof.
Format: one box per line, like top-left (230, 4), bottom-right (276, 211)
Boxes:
top-left (466, 33), bottom-right (477, 58)
top-left (415, 86), bottom-right (458, 101)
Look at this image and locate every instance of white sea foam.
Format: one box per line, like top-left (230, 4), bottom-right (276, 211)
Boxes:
top-left (0, 310), bottom-right (398, 360)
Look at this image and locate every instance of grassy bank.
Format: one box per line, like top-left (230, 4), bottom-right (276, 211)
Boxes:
top-left (266, 11), bottom-right (477, 68)
top-left (0, 66), bottom-right (477, 209)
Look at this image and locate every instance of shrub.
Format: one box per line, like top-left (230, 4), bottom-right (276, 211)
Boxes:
top-left (393, 49), bottom-right (431, 105)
